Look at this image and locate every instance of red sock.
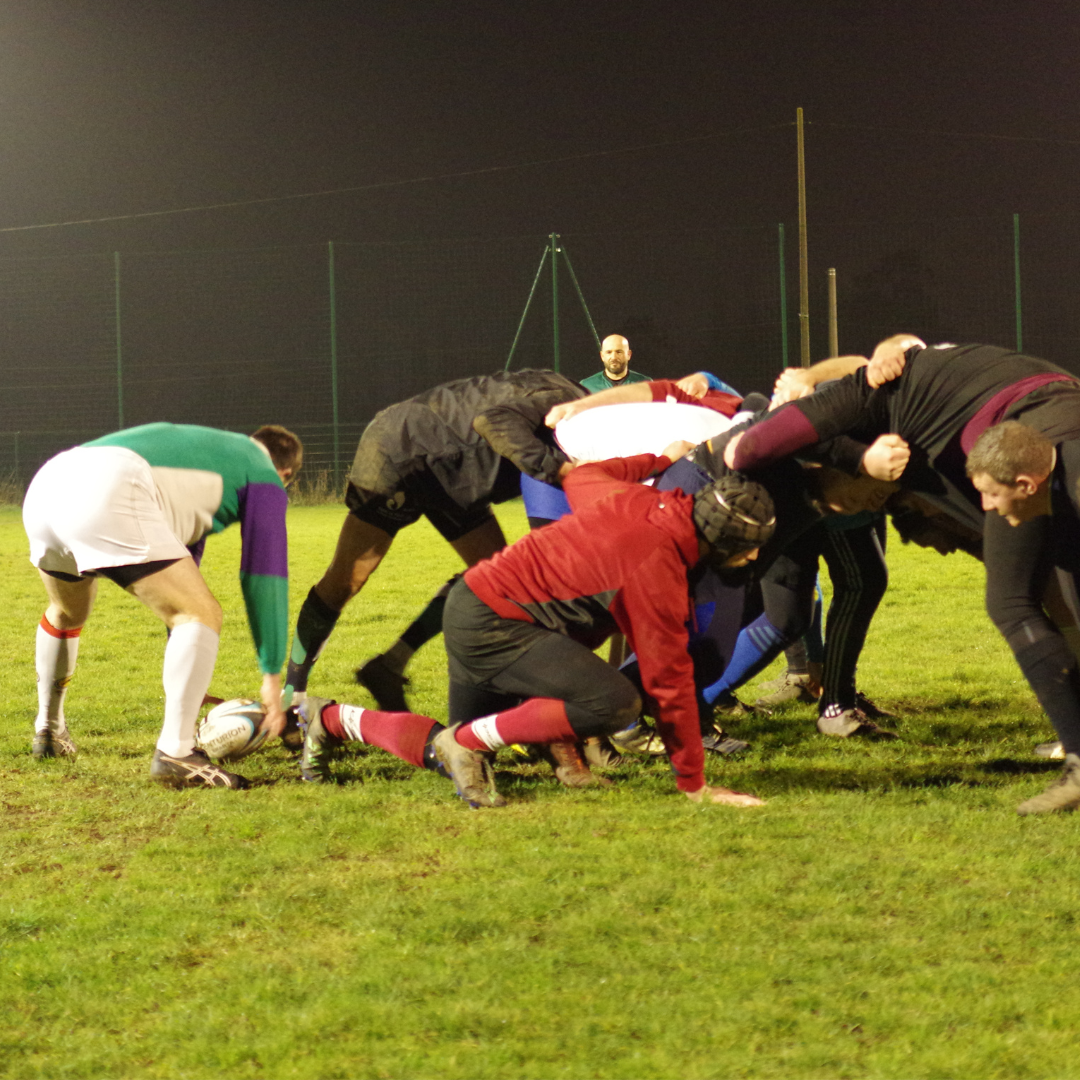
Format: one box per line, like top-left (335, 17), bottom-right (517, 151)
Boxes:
top-left (455, 697), bottom-right (576, 751)
top-left (319, 703), bottom-right (435, 768)
top-left (321, 704), bottom-right (347, 739)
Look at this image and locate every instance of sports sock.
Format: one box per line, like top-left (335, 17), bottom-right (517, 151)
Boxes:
top-left (1014, 634), bottom-right (1080, 755)
top-left (35, 616), bottom-right (81, 734)
top-left (382, 575), bottom-right (462, 672)
top-left (703, 614), bottom-right (787, 704)
top-left (157, 622), bottom-right (219, 758)
top-left (284, 587), bottom-right (341, 699)
top-left (320, 703), bottom-right (436, 768)
top-left (454, 697), bottom-right (575, 751)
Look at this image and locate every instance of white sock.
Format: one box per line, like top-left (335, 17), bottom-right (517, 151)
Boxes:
top-left (35, 617), bottom-right (80, 735)
top-left (338, 704), bottom-right (366, 743)
top-left (157, 622), bottom-right (219, 757)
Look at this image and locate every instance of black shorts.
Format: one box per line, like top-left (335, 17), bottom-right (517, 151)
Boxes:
top-left (344, 480), bottom-right (495, 543)
top-left (442, 579), bottom-right (640, 736)
top-left (42, 558), bottom-right (181, 588)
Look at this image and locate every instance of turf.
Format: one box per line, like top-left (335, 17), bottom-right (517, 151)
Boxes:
top-left (2, 501), bottom-right (1078, 1079)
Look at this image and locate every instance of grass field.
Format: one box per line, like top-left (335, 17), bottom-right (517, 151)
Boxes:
top-left (2, 499), bottom-right (1079, 1080)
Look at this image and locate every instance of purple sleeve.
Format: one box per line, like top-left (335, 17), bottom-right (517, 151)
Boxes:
top-left (238, 483), bottom-right (289, 577)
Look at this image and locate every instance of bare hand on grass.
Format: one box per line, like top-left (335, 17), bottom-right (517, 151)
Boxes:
top-left (685, 784), bottom-right (766, 807)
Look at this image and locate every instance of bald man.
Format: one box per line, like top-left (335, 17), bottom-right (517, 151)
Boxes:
top-left (579, 334), bottom-right (650, 393)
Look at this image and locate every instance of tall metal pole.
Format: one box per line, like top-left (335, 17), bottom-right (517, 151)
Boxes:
top-left (328, 241), bottom-right (340, 488)
top-left (797, 108), bottom-right (810, 366)
top-left (550, 233), bottom-right (560, 372)
top-left (114, 252), bottom-right (124, 428)
top-left (559, 242), bottom-right (601, 350)
top-left (827, 268), bottom-right (838, 357)
top-left (1013, 213), bottom-right (1023, 353)
top-left (778, 224), bottom-right (789, 367)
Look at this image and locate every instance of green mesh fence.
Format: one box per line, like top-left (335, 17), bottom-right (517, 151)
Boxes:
top-left (0, 216), bottom-right (1076, 488)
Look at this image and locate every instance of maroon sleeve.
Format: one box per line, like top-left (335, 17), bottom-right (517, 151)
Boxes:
top-left (647, 380), bottom-right (742, 417)
top-left (731, 403), bottom-right (822, 470)
top-left (615, 545), bottom-right (704, 792)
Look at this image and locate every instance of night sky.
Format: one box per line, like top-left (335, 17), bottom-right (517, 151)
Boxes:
top-left (2, 0), bottom-right (1076, 248)
top-left (0, 0), bottom-right (1078, 471)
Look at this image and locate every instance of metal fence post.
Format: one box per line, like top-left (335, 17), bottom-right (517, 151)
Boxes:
top-left (1013, 213), bottom-right (1023, 353)
top-left (114, 252), bottom-right (124, 429)
top-left (328, 241), bottom-right (340, 488)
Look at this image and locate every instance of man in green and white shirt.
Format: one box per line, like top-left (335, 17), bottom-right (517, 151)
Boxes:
top-left (23, 422), bottom-right (302, 788)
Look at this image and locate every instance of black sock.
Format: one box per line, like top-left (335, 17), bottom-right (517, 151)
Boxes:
top-left (284, 587), bottom-right (341, 696)
top-left (399, 574), bottom-right (461, 652)
top-left (1013, 635), bottom-right (1080, 755)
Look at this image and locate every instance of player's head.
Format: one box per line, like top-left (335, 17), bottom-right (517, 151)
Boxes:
top-left (692, 475), bottom-right (776, 567)
top-left (966, 421), bottom-right (1054, 524)
top-left (252, 424), bottom-right (304, 485)
top-left (599, 334), bottom-right (631, 379)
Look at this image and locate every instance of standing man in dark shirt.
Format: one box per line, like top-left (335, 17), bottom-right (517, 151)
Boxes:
top-left (725, 336), bottom-right (1080, 813)
top-left (285, 369), bottom-right (584, 711)
top-left (579, 334), bottom-right (650, 393)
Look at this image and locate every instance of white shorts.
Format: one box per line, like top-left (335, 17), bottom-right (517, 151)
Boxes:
top-left (23, 446), bottom-right (190, 577)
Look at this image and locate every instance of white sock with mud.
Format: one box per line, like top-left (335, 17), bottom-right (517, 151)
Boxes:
top-left (157, 622), bottom-right (219, 758)
top-left (35, 616), bottom-right (80, 735)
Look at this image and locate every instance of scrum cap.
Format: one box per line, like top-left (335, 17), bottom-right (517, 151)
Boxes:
top-left (692, 476), bottom-right (776, 562)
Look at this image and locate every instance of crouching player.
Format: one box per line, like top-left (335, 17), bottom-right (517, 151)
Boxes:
top-left (23, 422), bottom-right (301, 788)
top-left (298, 447), bottom-right (775, 807)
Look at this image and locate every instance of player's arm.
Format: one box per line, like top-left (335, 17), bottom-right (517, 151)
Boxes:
top-left (472, 406), bottom-right (568, 485)
top-left (563, 452), bottom-right (676, 511)
top-left (237, 482), bottom-right (291, 737)
top-left (623, 550), bottom-right (765, 806)
top-left (771, 355), bottom-right (869, 406)
top-left (545, 380), bottom-right (657, 427)
top-left (865, 334), bottom-right (927, 388)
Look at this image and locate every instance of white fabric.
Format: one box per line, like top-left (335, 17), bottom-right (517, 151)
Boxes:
top-left (157, 622), bottom-right (220, 757)
top-left (23, 446), bottom-right (190, 576)
top-left (554, 401), bottom-right (737, 464)
top-left (339, 704), bottom-right (366, 743)
top-left (469, 713), bottom-right (505, 751)
top-left (35, 623), bottom-right (79, 733)
top-left (148, 466), bottom-right (223, 548)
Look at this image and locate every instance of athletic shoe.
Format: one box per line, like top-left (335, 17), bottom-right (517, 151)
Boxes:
top-left (581, 736), bottom-right (625, 769)
top-left (541, 741), bottom-right (613, 788)
top-left (32, 727), bottom-right (77, 759)
top-left (280, 706), bottom-right (305, 752)
top-left (610, 720), bottom-right (667, 756)
top-left (854, 692), bottom-right (898, 720)
top-left (355, 655), bottom-right (410, 712)
top-left (150, 748), bottom-right (249, 789)
top-left (298, 696), bottom-right (341, 783)
top-left (1017, 753), bottom-right (1080, 815)
top-left (816, 707), bottom-right (896, 739)
top-left (713, 694), bottom-right (771, 719)
top-left (432, 724), bottom-right (506, 808)
top-left (701, 728), bottom-right (751, 756)
top-left (755, 671), bottom-right (821, 708)
top-left (1035, 740), bottom-right (1066, 760)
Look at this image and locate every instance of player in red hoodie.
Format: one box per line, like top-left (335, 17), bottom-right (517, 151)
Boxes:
top-left (295, 447), bottom-right (775, 807)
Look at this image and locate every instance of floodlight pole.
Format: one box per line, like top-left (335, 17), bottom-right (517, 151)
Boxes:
top-left (797, 107), bottom-right (810, 367)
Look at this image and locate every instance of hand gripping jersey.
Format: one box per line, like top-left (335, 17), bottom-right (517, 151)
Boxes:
top-left (84, 423), bottom-right (289, 674)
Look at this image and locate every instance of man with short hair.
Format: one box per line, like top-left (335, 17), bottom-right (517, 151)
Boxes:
top-left (579, 334), bottom-right (650, 393)
top-left (286, 369), bottom-right (585, 712)
top-left (23, 422), bottom-right (302, 788)
top-left (297, 449), bottom-right (775, 808)
top-left (725, 337), bottom-right (1080, 813)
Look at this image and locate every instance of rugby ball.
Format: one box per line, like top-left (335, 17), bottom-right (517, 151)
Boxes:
top-left (195, 698), bottom-right (269, 761)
